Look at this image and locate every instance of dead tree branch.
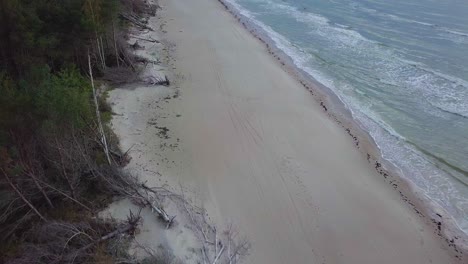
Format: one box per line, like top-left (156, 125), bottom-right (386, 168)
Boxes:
top-left (142, 75), bottom-right (170, 86)
top-left (7, 210), bottom-right (141, 264)
top-left (176, 187), bottom-right (250, 264)
top-left (25, 169), bottom-right (54, 209)
top-left (94, 169), bottom-right (175, 227)
top-left (88, 52), bottom-right (112, 165)
top-left (34, 177), bottom-right (92, 212)
top-left (78, 209), bottom-right (141, 253)
top-left (1, 168), bottom-right (47, 222)
top-left (133, 183), bottom-right (175, 227)
top-left (129, 35), bottom-right (160, 43)
top-left (119, 13), bottom-right (154, 31)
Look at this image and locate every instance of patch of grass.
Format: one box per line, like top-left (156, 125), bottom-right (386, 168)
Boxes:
top-left (101, 111), bottom-right (113, 124)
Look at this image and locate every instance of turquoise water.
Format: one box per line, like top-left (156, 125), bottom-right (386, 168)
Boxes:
top-left (223, 0), bottom-right (468, 233)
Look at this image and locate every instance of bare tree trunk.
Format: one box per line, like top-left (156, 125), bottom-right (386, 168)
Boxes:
top-left (96, 37), bottom-right (104, 69)
top-left (129, 35), bottom-right (159, 43)
top-left (119, 13), bottom-right (154, 31)
top-left (178, 186), bottom-right (250, 264)
top-left (1, 168), bottom-right (47, 222)
top-left (55, 137), bottom-right (77, 199)
top-left (88, 52), bottom-right (111, 165)
top-left (113, 20), bottom-right (120, 67)
top-left (212, 245), bottom-right (225, 264)
top-left (27, 170), bottom-right (54, 209)
top-left (78, 210), bottom-right (141, 253)
top-left (100, 36), bottom-right (106, 68)
top-left (35, 176), bottom-right (92, 211)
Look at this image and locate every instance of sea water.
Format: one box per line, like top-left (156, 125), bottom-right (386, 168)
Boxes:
top-left (222, 0), bottom-right (468, 234)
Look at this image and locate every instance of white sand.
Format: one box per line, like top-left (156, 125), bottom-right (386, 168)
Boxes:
top-left (107, 0), bottom-right (464, 263)
top-left (105, 13), bottom-right (201, 262)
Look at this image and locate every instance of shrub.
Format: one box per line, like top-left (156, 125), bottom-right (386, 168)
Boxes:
top-left (34, 66), bottom-right (93, 130)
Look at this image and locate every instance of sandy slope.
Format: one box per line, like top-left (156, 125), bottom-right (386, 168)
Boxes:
top-left (109, 0), bottom-right (462, 263)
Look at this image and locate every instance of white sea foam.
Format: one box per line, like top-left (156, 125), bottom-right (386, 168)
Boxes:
top-left (256, 0), bottom-right (468, 118)
top-left (222, 0), bottom-right (468, 234)
top-left (354, 1), bottom-right (468, 44)
top-left (440, 28), bottom-right (468, 37)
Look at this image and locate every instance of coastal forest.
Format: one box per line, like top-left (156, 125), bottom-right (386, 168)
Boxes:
top-left (0, 0), bottom-right (153, 262)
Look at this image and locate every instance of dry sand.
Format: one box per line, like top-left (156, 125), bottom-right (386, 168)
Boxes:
top-left (107, 0), bottom-right (465, 263)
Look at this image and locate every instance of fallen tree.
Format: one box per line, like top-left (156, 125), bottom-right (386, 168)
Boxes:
top-left (119, 13), bottom-right (154, 31)
top-left (142, 75), bottom-right (170, 86)
top-left (0, 0), bottom-right (175, 262)
top-left (6, 210), bottom-right (141, 264)
top-left (177, 187), bottom-right (251, 264)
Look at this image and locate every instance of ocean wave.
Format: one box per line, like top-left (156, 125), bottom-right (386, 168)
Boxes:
top-left (222, 0), bottom-right (468, 234)
top-left (261, 0), bottom-right (371, 44)
top-left (442, 28), bottom-right (468, 37)
top-left (357, 110), bottom-right (468, 231)
top-left (352, 2), bottom-right (437, 27)
top-left (240, 0), bottom-right (468, 119)
top-left (385, 13), bottom-right (436, 27)
top-left (436, 27), bottom-right (468, 44)
top-left (355, 2), bottom-right (468, 41)
top-left (222, 1), bottom-right (414, 144)
top-left (409, 66), bottom-right (468, 118)
top-left (429, 101), bottom-right (468, 119)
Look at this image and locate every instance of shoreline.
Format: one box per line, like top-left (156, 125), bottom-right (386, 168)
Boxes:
top-left (160, 0), bottom-right (466, 261)
top-left (109, 0), bottom-right (468, 262)
top-left (217, 0), bottom-right (468, 256)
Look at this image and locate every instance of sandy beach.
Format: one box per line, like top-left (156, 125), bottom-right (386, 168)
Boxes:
top-left (108, 0), bottom-right (465, 263)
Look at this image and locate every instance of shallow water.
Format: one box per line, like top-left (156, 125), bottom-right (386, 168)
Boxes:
top-left (223, 0), bottom-right (468, 233)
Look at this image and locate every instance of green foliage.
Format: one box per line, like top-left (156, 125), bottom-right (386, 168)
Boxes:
top-left (0, 0), bottom-right (120, 74)
top-left (0, 0), bottom-right (130, 261)
top-left (35, 67), bottom-right (93, 129)
top-left (0, 67), bottom-right (93, 135)
top-left (0, 71), bottom-right (34, 131)
top-left (83, 0), bottom-right (120, 33)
